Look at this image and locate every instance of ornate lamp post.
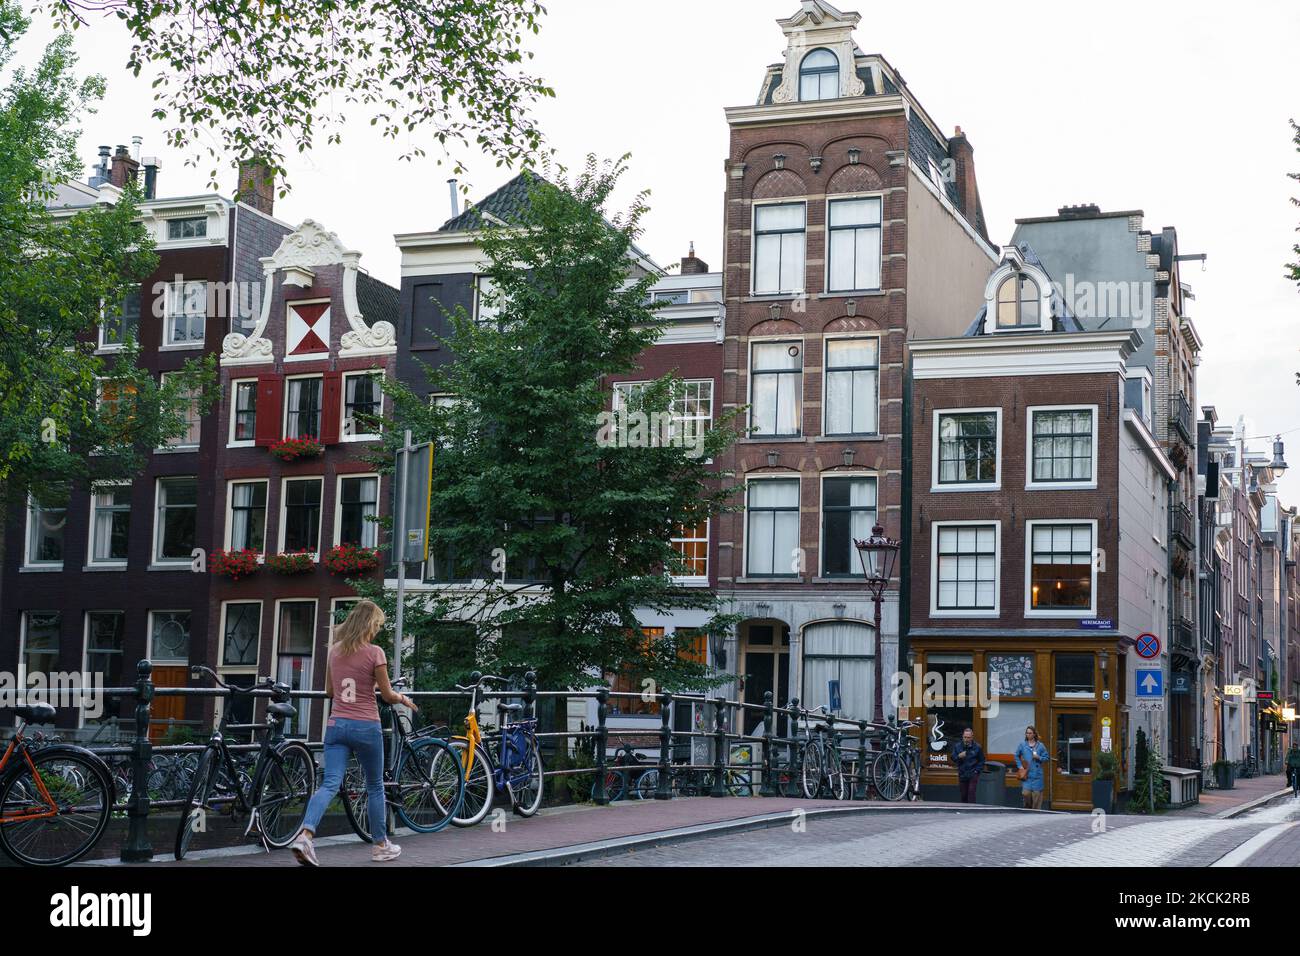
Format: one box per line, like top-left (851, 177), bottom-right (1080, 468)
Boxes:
top-left (855, 524), bottom-right (900, 723)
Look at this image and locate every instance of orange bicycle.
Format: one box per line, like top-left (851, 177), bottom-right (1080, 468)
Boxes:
top-left (0, 703), bottom-right (114, 866)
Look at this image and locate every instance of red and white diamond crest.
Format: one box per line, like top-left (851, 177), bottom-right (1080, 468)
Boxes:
top-left (286, 302), bottom-right (330, 356)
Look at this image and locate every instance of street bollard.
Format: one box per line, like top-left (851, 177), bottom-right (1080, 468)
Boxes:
top-left (593, 687), bottom-right (610, 805)
top-left (656, 690), bottom-right (674, 800)
top-left (710, 696), bottom-right (727, 798)
top-left (120, 660), bottom-right (154, 863)
top-left (760, 691), bottom-right (777, 797)
top-left (856, 720), bottom-right (870, 800)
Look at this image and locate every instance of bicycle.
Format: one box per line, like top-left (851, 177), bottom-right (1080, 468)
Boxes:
top-left (337, 679), bottom-right (465, 842)
top-left (597, 744), bottom-right (650, 801)
top-left (871, 719), bottom-right (922, 802)
top-left (445, 673), bottom-right (545, 827)
top-left (175, 667), bottom-right (316, 860)
top-left (0, 703), bottom-right (115, 867)
top-left (797, 706), bottom-right (849, 800)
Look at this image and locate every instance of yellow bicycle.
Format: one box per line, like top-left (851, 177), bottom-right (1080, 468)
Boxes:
top-left (444, 673), bottom-right (544, 826)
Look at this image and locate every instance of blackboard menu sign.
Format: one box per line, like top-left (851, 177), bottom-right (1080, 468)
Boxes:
top-left (987, 654), bottom-right (1034, 698)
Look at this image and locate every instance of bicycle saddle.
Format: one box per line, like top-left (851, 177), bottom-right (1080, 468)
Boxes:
top-left (15, 703), bottom-right (56, 723)
top-left (499, 702), bottom-right (524, 713)
top-left (267, 702), bottom-right (297, 719)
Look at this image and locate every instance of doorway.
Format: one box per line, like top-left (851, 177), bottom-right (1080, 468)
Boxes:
top-left (1050, 709), bottom-right (1095, 809)
top-left (739, 620), bottom-right (790, 736)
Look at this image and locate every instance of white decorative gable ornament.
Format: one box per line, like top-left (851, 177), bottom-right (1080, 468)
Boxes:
top-left (771, 1), bottom-right (866, 104)
top-left (222, 219), bottom-right (397, 365)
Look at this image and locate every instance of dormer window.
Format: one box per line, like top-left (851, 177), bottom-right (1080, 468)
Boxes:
top-left (995, 273), bottom-right (1041, 329)
top-left (799, 49), bottom-right (840, 101)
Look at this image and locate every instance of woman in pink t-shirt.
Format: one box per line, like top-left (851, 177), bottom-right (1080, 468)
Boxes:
top-left (291, 600), bottom-right (415, 865)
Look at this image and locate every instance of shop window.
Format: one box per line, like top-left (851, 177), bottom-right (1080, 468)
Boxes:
top-left (924, 653), bottom-right (974, 763)
top-left (985, 701), bottom-right (1036, 763)
top-left (1056, 713), bottom-right (1094, 775)
top-left (1055, 653), bottom-right (1095, 698)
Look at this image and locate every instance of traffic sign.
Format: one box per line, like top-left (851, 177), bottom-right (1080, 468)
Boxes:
top-left (1135, 633), bottom-right (1161, 660)
top-left (1136, 668), bottom-right (1163, 698)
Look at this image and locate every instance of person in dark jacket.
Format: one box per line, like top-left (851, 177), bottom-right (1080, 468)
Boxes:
top-left (952, 727), bottom-right (984, 803)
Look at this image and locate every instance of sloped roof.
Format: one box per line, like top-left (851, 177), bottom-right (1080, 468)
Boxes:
top-left (356, 271), bottom-right (400, 329)
top-left (439, 171), bottom-right (543, 232)
top-left (962, 242), bottom-right (1084, 336)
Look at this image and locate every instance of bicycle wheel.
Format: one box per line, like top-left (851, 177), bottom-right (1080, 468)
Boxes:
top-left (175, 746), bottom-right (220, 860)
top-left (596, 768), bottom-right (626, 802)
top-left (634, 768), bottom-right (660, 800)
top-left (339, 754), bottom-right (373, 842)
top-left (872, 751), bottom-right (908, 802)
top-left (255, 742), bottom-right (314, 848)
top-left (800, 743), bottom-right (824, 800)
top-left (725, 770), bottom-right (754, 798)
top-left (448, 739), bottom-right (494, 827)
top-left (508, 736), bottom-right (544, 817)
top-left (0, 748), bottom-right (112, 867)
top-left (396, 737), bottom-right (463, 833)
top-left (825, 751), bottom-right (848, 801)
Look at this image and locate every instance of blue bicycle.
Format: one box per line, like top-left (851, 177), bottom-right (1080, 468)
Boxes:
top-left (447, 674), bottom-right (545, 827)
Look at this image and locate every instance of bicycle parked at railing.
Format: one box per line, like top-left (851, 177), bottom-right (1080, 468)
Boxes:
top-left (337, 678), bottom-right (465, 842)
top-left (443, 673), bottom-right (544, 827)
top-left (796, 705), bottom-right (849, 800)
top-left (871, 719), bottom-right (922, 802)
top-left (175, 667), bottom-right (316, 860)
top-left (0, 703), bottom-right (115, 867)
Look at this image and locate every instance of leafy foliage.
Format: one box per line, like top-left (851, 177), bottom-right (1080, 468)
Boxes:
top-left (1128, 727), bottom-right (1168, 814)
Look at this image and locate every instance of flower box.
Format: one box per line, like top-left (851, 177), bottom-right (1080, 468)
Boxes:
top-left (323, 544), bottom-right (382, 576)
top-left (266, 551), bottom-right (317, 574)
top-left (269, 436), bottom-right (325, 461)
top-left (210, 549), bottom-right (261, 580)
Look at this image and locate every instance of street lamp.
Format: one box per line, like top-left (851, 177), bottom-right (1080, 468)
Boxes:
top-left (855, 524), bottom-right (900, 723)
top-left (1271, 437), bottom-right (1288, 475)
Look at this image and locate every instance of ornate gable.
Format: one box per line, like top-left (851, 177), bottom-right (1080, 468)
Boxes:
top-left (770, 2), bottom-right (866, 104)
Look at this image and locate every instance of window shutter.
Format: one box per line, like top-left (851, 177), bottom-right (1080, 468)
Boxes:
top-left (320, 371), bottom-right (342, 444)
top-left (254, 376), bottom-right (283, 447)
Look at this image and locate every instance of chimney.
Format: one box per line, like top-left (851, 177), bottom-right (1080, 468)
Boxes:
top-left (448, 178), bottom-right (460, 219)
top-left (946, 127), bottom-right (985, 240)
top-left (1057, 203), bottom-right (1102, 219)
top-left (236, 159), bottom-right (275, 215)
top-left (109, 144), bottom-right (140, 189)
top-left (88, 145), bottom-right (112, 187)
top-left (142, 157), bottom-right (161, 200)
top-left (680, 241), bottom-right (709, 275)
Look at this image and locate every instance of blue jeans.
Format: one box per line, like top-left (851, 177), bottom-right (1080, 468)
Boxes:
top-left (302, 717), bottom-right (386, 843)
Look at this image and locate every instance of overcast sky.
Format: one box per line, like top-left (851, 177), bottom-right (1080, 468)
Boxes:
top-left (18, 0), bottom-right (1300, 500)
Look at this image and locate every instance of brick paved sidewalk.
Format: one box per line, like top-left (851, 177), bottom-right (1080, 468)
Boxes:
top-left (1165, 773), bottom-right (1289, 819)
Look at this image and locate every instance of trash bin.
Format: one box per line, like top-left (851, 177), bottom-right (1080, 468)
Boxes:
top-left (976, 761), bottom-right (1007, 805)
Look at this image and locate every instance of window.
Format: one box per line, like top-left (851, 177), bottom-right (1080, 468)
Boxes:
top-left (986, 701), bottom-right (1037, 761)
top-left (608, 628), bottom-right (663, 716)
top-left (1028, 522), bottom-right (1096, 614)
top-left (342, 373), bottom-right (382, 439)
top-left (822, 477), bottom-right (877, 577)
top-left (231, 380), bottom-right (258, 444)
top-left (281, 478), bottom-right (322, 554)
top-left (88, 485), bottom-right (130, 565)
top-left (1055, 653), bottom-right (1095, 698)
top-left (166, 216), bottom-right (207, 240)
top-left (995, 273), bottom-right (1040, 329)
top-left (671, 521), bottom-right (709, 582)
top-left (475, 275), bottom-right (502, 326)
top-left (338, 475), bottom-right (379, 548)
top-left (228, 481), bottom-right (268, 552)
top-left (285, 377), bottom-right (323, 439)
top-left (924, 653), bottom-right (975, 760)
top-left (1029, 408), bottom-right (1095, 486)
top-left (826, 198), bottom-right (882, 292)
top-left (99, 291), bottom-right (141, 349)
top-left (154, 477), bottom-right (198, 564)
top-left (276, 600), bottom-right (316, 736)
top-left (799, 48), bottom-right (839, 101)
top-left (824, 338), bottom-right (879, 435)
top-left (161, 372), bottom-right (201, 448)
top-left (753, 203), bottom-right (806, 295)
top-left (612, 379), bottom-right (713, 445)
top-left (150, 611), bottom-right (192, 664)
top-left (802, 621), bottom-right (873, 718)
top-left (222, 602), bottom-right (261, 668)
top-left (750, 342), bottom-right (802, 436)
top-left (935, 411), bottom-right (999, 487)
top-left (84, 612), bottom-right (125, 719)
top-left (97, 379), bottom-right (138, 431)
top-left (21, 612), bottom-right (60, 684)
top-left (653, 290), bottom-right (689, 306)
top-left (164, 281), bottom-right (206, 346)
top-left (746, 479), bottom-right (800, 577)
top-left (26, 494), bottom-right (66, 567)
top-left (933, 523), bottom-right (998, 614)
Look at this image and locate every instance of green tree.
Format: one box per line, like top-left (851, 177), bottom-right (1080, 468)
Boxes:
top-left (0, 0), bottom-right (216, 511)
top-left (358, 158), bottom-right (740, 692)
top-left (43, 0), bottom-right (554, 189)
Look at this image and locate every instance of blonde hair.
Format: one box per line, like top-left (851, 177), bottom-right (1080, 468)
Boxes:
top-left (333, 600), bottom-right (386, 656)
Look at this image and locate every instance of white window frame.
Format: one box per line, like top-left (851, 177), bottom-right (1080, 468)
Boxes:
top-left (152, 476), bottom-right (199, 567)
top-left (86, 481), bottom-right (131, 568)
top-left (818, 472), bottom-right (879, 579)
top-left (162, 280), bottom-right (207, 350)
top-left (334, 473), bottom-right (381, 549)
top-left (271, 597), bottom-right (318, 735)
top-left (475, 274), bottom-right (502, 326)
top-left (166, 216), bottom-right (208, 242)
top-left (283, 374), bottom-right (324, 441)
top-left (822, 334), bottom-right (880, 437)
top-left (279, 476), bottom-right (323, 558)
top-left (670, 519), bottom-right (709, 586)
top-left (158, 371), bottom-right (201, 450)
top-left (97, 290), bottom-right (141, 352)
top-left (611, 378), bottom-right (714, 445)
top-left (931, 407), bottom-right (1002, 492)
top-left (228, 378), bottom-right (259, 448)
top-left (750, 200), bottom-right (808, 296)
top-left (225, 479), bottom-right (270, 555)
top-left (1024, 404), bottom-right (1099, 491)
top-left (23, 494), bottom-right (66, 570)
top-left (219, 600), bottom-right (263, 672)
top-left (823, 194), bottom-right (884, 294)
top-left (341, 371), bottom-right (384, 442)
top-left (747, 338), bottom-right (804, 438)
top-left (743, 474), bottom-right (802, 579)
top-left (19, 611), bottom-right (61, 696)
top-left (81, 610), bottom-right (126, 727)
top-left (1024, 519), bottom-right (1100, 619)
top-left (929, 520), bottom-right (1002, 618)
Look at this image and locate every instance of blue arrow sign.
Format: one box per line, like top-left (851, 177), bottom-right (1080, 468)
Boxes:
top-left (1136, 669), bottom-right (1163, 698)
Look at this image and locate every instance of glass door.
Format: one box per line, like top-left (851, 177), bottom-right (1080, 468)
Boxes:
top-left (1050, 709), bottom-right (1095, 809)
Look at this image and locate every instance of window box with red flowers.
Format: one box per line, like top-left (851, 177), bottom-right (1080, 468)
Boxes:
top-left (323, 544), bottom-right (382, 576)
top-left (269, 436), bottom-right (325, 461)
top-left (210, 549), bottom-right (262, 580)
top-left (266, 551), bottom-right (317, 574)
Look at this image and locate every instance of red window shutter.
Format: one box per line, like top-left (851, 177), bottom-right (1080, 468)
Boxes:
top-left (320, 371), bottom-right (342, 445)
top-left (254, 376), bottom-right (283, 447)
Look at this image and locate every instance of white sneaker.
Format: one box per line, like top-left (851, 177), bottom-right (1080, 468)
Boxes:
top-left (371, 840), bottom-right (402, 862)
top-left (290, 831), bottom-right (319, 867)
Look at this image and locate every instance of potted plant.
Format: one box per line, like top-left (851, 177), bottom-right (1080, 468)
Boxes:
top-left (269, 436), bottom-right (325, 461)
top-left (266, 550), bottom-right (316, 574)
top-left (209, 548), bottom-right (261, 580)
top-left (323, 543), bottom-right (381, 576)
top-left (1212, 759), bottom-right (1235, 790)
top-left (1092, 748), bottom-right (1118, 813)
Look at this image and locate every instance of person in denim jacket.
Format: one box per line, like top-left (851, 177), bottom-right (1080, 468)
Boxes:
top-left (1014, 726), bottom-right (1049, 810)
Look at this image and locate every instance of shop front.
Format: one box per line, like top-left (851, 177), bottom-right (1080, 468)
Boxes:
top-left (908, 639), bottom-right (1124, 811)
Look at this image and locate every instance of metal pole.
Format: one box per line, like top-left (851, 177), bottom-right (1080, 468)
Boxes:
top-left (593, 688), bottom-right (610, 805)
top-left (656, 690), bottom-right (674, 800)
top-left (873, 596), bottom-right (884, 723)
top-left (856, 719), bottom-right (870, 800)
top-left (760, 690), bottom-right (776, 797)
top-left (120, 660), bottom-right (154, 862)
top-left (710, 696), bottom-right (727, 797)
top-left (393, 429), bottom-right (412, 681)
